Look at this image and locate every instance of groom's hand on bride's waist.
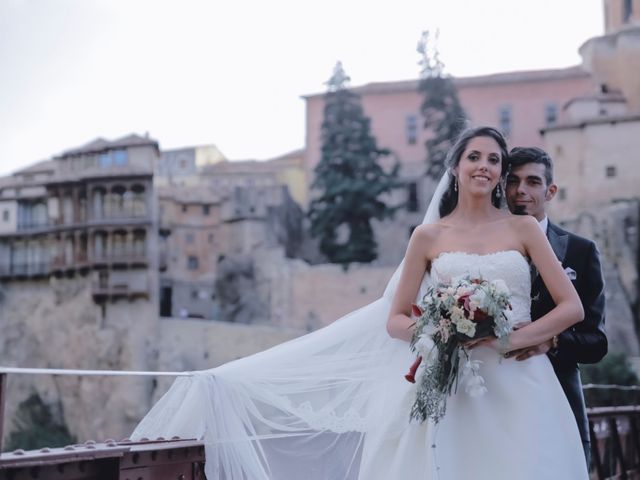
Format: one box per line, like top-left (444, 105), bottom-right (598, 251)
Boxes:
top-left (504, 322), bottom-right (554, 361)
top-left (504, 339), bottom-right (553, 361)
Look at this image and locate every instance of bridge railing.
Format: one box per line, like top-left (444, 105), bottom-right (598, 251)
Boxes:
top-left (1, 368), bottom-right (640, 479)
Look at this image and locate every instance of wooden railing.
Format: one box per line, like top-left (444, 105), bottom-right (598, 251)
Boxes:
top-left (0, 369), bottom-right (639, 479)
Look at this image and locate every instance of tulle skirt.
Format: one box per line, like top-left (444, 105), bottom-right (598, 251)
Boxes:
top-left (132, 294), bottom-right (587, 479)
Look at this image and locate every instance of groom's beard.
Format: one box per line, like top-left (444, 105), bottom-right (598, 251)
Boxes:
top-left (512, 205), bottom-right (527, 215)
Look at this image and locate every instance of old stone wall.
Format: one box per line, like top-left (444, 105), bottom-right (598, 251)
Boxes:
top-left (561, 199), bottom-right (640, 355)
top-left (0, 277), bottom-right (156, 444)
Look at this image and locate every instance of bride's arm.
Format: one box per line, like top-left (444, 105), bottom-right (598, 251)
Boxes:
top-left (507, 216), bottom-right (584, 351)
top-left (386, 225), bottom-right (433, 342)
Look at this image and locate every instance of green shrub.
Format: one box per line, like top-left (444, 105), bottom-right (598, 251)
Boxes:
top-left (581, 352), bottom-right (640, 407)
top-left (5, 393), bottom-right (75, 451)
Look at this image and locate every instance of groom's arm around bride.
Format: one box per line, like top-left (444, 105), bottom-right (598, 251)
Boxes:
top-left (504, 146), bottom-right (607, 466)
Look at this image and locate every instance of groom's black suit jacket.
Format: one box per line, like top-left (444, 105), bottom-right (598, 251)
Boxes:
top-left (530, 222), bottom-right (607, 444)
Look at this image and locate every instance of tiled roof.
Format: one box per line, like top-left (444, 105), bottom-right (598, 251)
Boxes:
top-left (59, 134), bottom-right (159, 157)
top-left (303, 65), bottom-right (590, 99)
top-left (13, 159), bottom-right (57, 175)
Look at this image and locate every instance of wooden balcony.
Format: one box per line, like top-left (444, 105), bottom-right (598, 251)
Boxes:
top-left (91, 278), bottom-right (149, 301)
top-left (0, 262), bottom-right (50, 278)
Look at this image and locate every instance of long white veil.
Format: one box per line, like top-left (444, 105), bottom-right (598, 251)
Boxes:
top-left (132, 172), bottom-right (452, 480)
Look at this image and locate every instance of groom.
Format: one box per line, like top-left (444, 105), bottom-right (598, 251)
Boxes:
top-left (504, 146), bottom-right (607, 467)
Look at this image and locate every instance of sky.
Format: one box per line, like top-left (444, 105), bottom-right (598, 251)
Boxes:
top-left (0, 0), bottom-right (604, 176)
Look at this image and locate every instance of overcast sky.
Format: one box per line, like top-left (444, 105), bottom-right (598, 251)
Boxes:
top-left (0, 0), bottom-right (603, 176)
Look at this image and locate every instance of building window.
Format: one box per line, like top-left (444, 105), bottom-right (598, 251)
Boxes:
top-left (558, 187), bottom-right (567, 200)
top-left (203, 205), bottom-right (210, 215)
top-left (624, 0), bottom-right (632, 22)
top-left (407, 182), bottom-right (418, 212)
top-left (187, 256), bottom-right (199, 270)
top-left (99, 152), bottom-right (111, 168)
top-left (2, 210), bottom-right (8, 222)
top-left (113, 149), bottom-right (128, 166)
top-left (208, 233), bottom-right (214, 244)
top-left (545, 103), bottom-right (558, 126)
top-left (185, 232), bottom-right (195, 244)
top-left (606, 165), bottom-right (617, 177)
top-left (191, 290), bottom-right (199, 300)
top-left (498, 105), bottom-right (512, 137)
top-left (182, 205), bottom-right (188, 213)
top-left (405, 115), bottom-right (418, 145)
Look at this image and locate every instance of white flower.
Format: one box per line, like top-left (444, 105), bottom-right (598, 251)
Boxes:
top-left (455, 318), bottom-right (476, 337)
top-left (469, 289), bottom-right (487, 310)
top-left (465, 375), bottom-right (488, 397)
top-left (415, 333), bottom-right (435, 357)
top-left (450, 305), bottom-right (466, 324)
top-left (443, 286), bottom-right (456, 298)
top-left (491, 278), bottom-right (510, 296)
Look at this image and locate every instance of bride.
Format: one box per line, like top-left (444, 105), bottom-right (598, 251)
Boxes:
top-left (132, 126), bottom-right (588, 479)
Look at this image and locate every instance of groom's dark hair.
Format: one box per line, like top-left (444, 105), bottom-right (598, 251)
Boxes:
top-left (508, 147), bottom-right (554, 186)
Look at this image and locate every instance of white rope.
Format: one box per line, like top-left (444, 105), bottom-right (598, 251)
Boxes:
top-left (0, 367), bottom-right (193, 377)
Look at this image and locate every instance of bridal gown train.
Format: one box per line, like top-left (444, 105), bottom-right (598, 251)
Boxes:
top-left (132, 250), bottom-right (588, 479)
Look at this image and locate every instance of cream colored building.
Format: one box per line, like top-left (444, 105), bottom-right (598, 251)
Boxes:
top-left (156, 144), bottom-right (227, 186)
top-left (543, 2), bottom-right (640, 221)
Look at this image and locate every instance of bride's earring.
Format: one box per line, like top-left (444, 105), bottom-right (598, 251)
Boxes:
top-left (495, 184), bottom-right (502, 198)
top-left (454, 177), bottom-right (458, 192)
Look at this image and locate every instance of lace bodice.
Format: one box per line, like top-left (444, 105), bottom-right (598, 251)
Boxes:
top-left (428, 250), bottom-right (532, 326)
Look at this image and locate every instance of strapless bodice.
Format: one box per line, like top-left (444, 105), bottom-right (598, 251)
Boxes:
top-left (428, 250), bottom-right (532, 326)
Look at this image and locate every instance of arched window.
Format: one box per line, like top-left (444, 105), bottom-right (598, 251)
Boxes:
top-left (32, 201), bottom-right (48, 227)
top-left (111, 185), bottom-right (126, 217)
top-left (133, 229), bottom-right (146, 256)
top-left (94, 231), bottom-right (108, 259)
top-left (63, 194), bottom-right (74, 224)
top-left (112, 229), bottom-right (127, 257)
top-left (131, 184), bottom-right (147, 216)
top-left (92, 187), bottom-right (106, 219)
top-left (64, 236), bottom-right (74, 264)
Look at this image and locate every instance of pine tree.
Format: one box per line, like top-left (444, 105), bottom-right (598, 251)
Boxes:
top-left (417, 31), bottom-right (467, 179)
top-left (308, 62), bottom-right (400, 267)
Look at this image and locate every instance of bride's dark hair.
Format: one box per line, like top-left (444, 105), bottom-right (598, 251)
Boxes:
top-left (438, 126), bottom-right (509, 218)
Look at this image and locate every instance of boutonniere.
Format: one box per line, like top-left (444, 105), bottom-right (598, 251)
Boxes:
top-left (564, 267), bottom-right (577, 280)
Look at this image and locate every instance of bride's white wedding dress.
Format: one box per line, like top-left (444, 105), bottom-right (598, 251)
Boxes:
top-left (132, 249), bottom-right (588, 479)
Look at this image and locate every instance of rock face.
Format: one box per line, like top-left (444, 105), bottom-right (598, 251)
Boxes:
top-left (0, 276), bottom-right (157, 444)
top-left (563, 199), bottom-right (640, 355)
top-left (0, 274), bottom-right (302, 447)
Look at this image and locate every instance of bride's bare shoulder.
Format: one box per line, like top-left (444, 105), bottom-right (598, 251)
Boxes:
top-left (412, 223), bottom-right (446, 242)
top-left (505, 214), bottom-right (539, 232)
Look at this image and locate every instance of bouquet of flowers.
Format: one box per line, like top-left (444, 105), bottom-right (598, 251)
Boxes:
top-left (404, 274), bottom-right (513, 423)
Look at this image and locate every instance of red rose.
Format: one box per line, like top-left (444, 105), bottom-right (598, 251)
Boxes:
top-left (472, 309), bottom-right (490, 322)
top-left (411, 303), bottom-right (423, 317)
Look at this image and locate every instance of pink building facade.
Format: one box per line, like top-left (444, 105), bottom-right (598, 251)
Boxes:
top-left (302, 66), bottom-right (596, 264)
top-left (304, 66), bottom-right (595, 182)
